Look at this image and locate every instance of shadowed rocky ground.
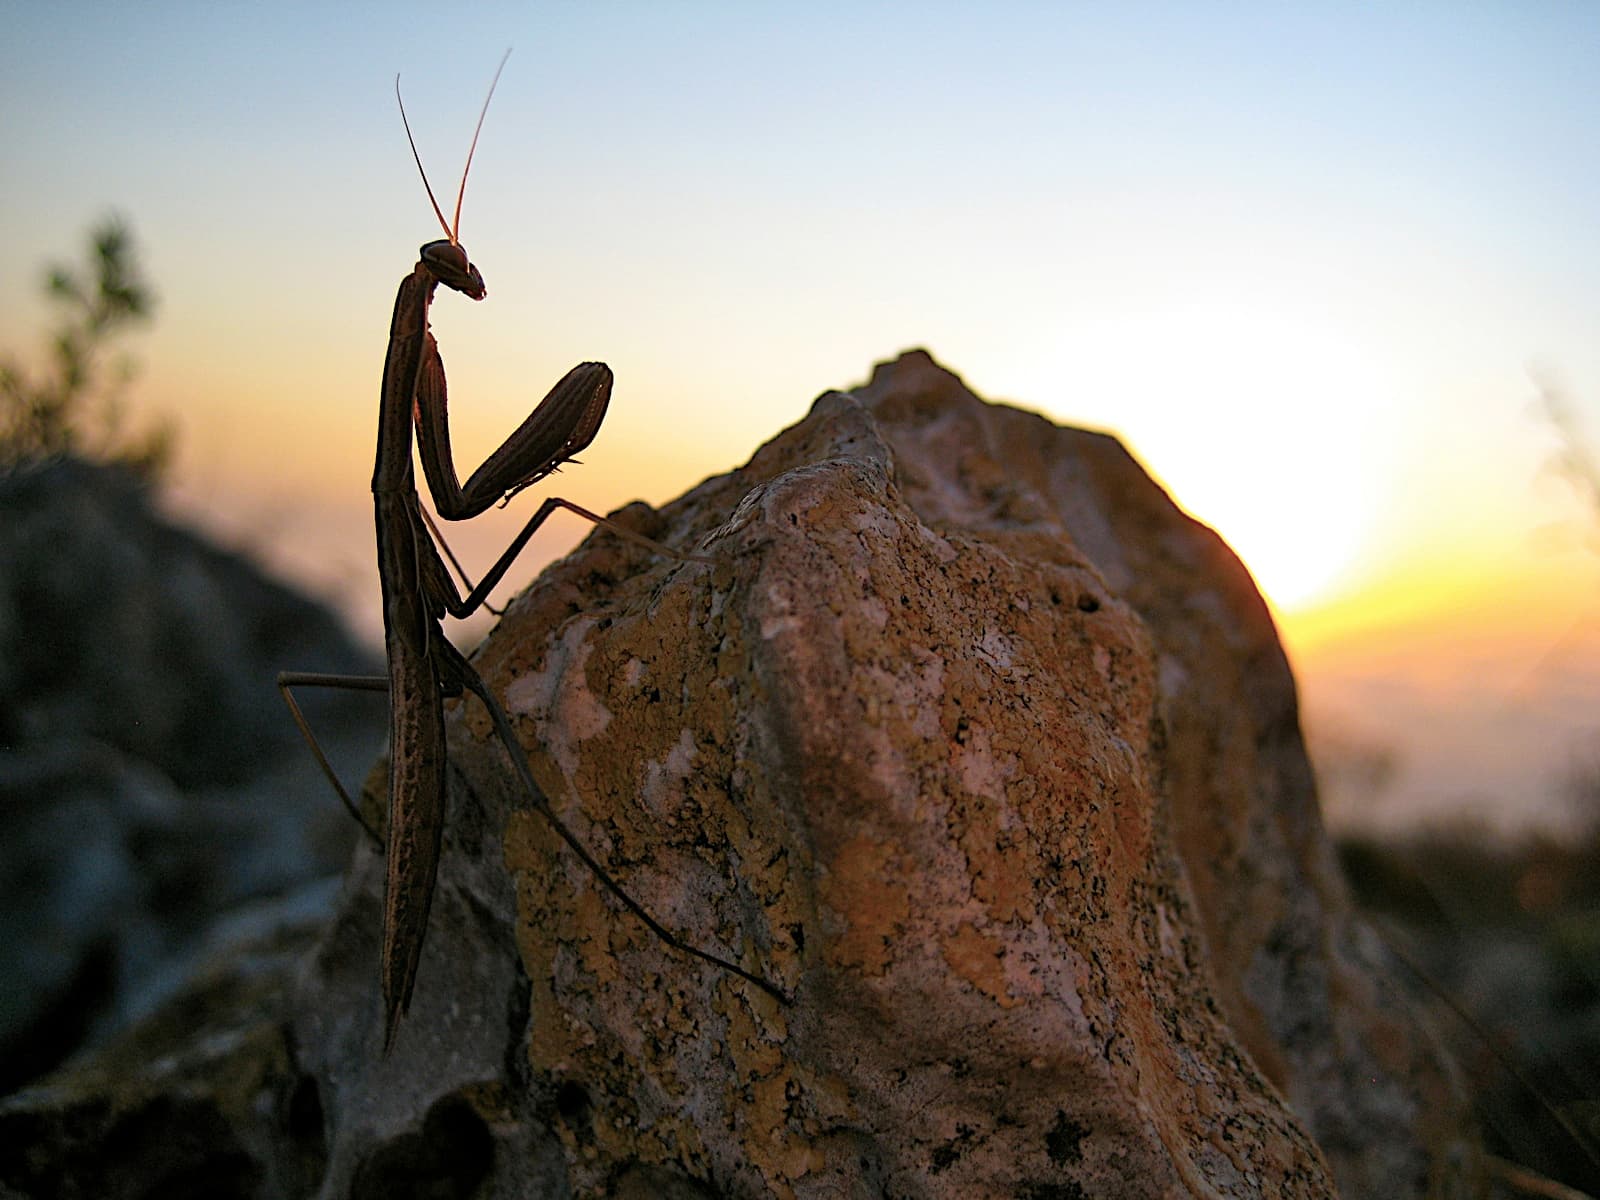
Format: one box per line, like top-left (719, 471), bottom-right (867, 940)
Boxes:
top-left (0, 458), bottom-right (382, 1095)
top-left (1338, 824), bottom-right (1600, 1197)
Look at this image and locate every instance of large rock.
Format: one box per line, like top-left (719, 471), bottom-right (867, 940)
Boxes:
top-left (3, 355), bottom-right (1479, 1198)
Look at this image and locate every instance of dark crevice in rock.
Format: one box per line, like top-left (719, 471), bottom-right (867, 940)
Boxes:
top-left (350, 1093), bottom-right (492, 1200)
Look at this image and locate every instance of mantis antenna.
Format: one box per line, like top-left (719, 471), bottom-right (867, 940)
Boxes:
top-left (396, 48), bottom-right (513, 246)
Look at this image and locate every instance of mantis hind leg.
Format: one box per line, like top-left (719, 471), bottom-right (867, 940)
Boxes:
top-left (276, 671), bottom-right (388, 846)
top-left (434, 639), bottom-right (789, 1005)
top-left (279, 651), bottom-right (791, 1010)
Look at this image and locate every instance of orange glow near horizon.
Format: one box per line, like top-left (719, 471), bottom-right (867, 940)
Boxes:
top-left (1279, 538), bottom-right (1600, 662)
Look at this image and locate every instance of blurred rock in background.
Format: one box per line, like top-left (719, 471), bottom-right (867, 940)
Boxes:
top-left (0, 456), bottom-right (381, 1092)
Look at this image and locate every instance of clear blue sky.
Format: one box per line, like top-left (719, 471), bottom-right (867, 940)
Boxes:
top-left (5, 2), bottom-right (1600, 829)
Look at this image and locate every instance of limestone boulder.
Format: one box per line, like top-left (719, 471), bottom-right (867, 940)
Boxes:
top-left (300, 350), bottom-right (1473, 1197)
top-left (3, 353), bottom-right (1479, 1199)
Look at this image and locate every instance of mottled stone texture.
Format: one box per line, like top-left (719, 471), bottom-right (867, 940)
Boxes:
top-left (2, 352), bottom-right (1480, 1199)
top-left (296, 351), bottom-right (1473, 1197)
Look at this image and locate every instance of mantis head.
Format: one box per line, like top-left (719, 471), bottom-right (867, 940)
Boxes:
top-left (420, 240), bottom-right (486, 300)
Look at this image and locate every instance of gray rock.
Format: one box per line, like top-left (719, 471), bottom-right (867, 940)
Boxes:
top-left (0, 458), bottom-right (381, 1092)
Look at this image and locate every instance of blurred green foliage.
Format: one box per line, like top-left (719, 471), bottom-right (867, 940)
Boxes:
top-left (0, 218), bottom-right (172, 477)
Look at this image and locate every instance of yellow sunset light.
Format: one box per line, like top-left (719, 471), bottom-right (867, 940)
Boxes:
top-left (1068, 304), bottom-right (1400, 614)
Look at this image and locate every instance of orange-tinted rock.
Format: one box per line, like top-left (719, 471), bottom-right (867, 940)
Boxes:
top-left (1, 355), bottom-right (1483, 1197)
top-left (425, 350), bottom-right (1472, 1197)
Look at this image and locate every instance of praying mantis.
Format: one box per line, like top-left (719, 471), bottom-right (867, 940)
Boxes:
top-left (278, 55), bottom-right (783, 1049)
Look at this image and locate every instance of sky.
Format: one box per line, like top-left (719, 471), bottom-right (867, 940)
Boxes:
top-left (4, 2), bottom-right (1599, 834)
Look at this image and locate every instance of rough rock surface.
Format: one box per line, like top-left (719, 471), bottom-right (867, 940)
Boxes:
top-left (3, 355), bottom-right (1480, 1198)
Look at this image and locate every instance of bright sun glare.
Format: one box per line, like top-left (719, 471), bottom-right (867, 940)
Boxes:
top-left (1064, 305), bottom-right (1396, 613)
